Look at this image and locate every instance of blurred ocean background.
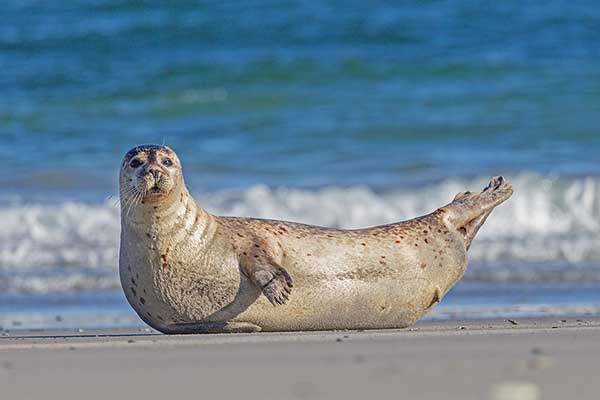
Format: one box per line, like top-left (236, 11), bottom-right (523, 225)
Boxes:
top-left (1, 1), bottom-right (599, 329)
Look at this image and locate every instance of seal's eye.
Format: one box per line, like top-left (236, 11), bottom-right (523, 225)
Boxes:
top-left (162, 158), bottom-right (174, 167)
top-left (129, 158), bottom-right (143, 168)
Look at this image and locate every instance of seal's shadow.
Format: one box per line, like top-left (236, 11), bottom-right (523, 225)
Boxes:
top-left (205, 270), bottom-right (263, 322)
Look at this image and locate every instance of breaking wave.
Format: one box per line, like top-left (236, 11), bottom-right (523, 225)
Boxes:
top-left (1, 173), bottom-right (599, 294)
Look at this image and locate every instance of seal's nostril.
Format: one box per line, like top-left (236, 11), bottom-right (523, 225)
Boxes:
top-left (148, 169), bottom-right (160, 180)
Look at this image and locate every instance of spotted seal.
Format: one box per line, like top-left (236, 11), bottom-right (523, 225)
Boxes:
top-left (119, 144), bottom-right (513, 333)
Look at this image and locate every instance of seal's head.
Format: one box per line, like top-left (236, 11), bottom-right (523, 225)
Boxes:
top-left (120, 144), bottom-right (183, 205)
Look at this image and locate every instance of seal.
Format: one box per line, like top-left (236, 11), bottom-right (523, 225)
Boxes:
top-left (119, 144), bottom-right (513, 333)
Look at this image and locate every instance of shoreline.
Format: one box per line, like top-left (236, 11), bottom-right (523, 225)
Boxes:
top-left (1, 316), bottom-right (599, 349)
top-left (1, 318), bottom-right (600, 400)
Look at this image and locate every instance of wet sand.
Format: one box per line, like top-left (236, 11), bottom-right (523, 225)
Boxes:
top-left (1, 318), bottom-right (599, 400)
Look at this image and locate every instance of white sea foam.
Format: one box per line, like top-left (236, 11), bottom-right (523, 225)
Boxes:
top-left (1, 173), bottom-right (599, 293)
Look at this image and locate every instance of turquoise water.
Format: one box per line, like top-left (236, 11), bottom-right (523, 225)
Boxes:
top-left (1, 1), bottom-right (599, 328)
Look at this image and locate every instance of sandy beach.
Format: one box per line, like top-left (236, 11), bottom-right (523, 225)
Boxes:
top-left (3, 2), bottom-right (599, 400)
top-left (1, 317), bottom-right (599, 400)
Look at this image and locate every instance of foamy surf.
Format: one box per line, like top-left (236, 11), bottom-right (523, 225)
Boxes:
top-left (0, 173), bottom-right (598, 294)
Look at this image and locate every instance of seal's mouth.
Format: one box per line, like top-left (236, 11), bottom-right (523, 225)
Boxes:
top-left (133, 171), bottom-right (166, 198)
top-left (149, 185), bottom-right (164, 194)
top-left (143, 180), bottom-right (167, 195)
top-left (139, 172), bottom-right (172, 199)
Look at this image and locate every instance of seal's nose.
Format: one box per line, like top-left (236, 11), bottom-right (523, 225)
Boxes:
top-left (147, 168), bottom-right (161, 181)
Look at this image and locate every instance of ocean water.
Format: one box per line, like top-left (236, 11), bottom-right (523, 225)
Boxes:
top-left (1, 0), bottom-right (599, 329)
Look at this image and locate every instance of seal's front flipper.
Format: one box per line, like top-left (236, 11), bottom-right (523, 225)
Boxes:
top-left (253, 265), bottom-right (293, 306)
top-left (240, 255), bottom-right (293, 306)
top-left (160, 321), bottom-right (262, 334)
top-left (443, 176), bottom-right (513, 249)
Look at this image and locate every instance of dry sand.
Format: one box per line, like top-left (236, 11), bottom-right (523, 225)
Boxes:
top-left (1, 318), bottom-right (599, 400)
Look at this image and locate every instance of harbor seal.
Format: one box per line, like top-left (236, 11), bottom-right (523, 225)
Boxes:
top-left (119, 144), bottom-right (513, 333)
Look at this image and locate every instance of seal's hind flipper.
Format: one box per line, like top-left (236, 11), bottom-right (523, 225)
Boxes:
top-left (461, 207), bottom-right (494, 250)
top-left (444, 176), bottom-right (513, 249)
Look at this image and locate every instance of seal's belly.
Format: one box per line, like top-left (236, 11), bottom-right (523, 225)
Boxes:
top-left (234, 239), bottom-right (467, 331)
top-left (120, 251), bottom-right (247, 327)
top-left (122, 229), bottom-right (467, 332)
top-left (235, 271), bottom-right (441, 331)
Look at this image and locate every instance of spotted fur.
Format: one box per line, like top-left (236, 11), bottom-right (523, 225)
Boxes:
top-left (119, 145), bottom-right (513, 333)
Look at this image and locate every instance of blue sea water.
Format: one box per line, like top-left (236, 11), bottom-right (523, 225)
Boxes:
top-left (1, 1), bottom-right (599, 329)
